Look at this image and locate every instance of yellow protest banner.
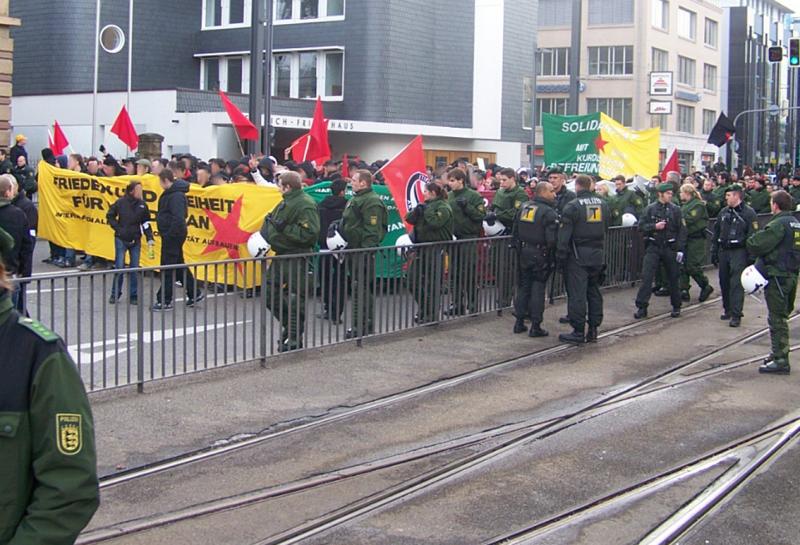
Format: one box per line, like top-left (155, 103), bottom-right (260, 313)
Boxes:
top-left (37, 161), bottom-right (283, 285)
top-left (598, 113), bottom-right (660, 180)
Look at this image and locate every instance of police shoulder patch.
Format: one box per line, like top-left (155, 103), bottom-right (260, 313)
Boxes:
top-left (370, 215), bottom-right (377, 226)
top-left (18, 317), bottom-right (59, 342)
top-left (56, 413), bottom-right (82, 455)
top-left (752, 221), bottom-right (759, 230)
top-left (514, 201), bottom-right (522, 208)
top-left (691, 209), bottom-right (698, 217)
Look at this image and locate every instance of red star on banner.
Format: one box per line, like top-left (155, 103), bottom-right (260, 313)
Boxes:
top-left (203, 197), bottom-right (252, 261)
top-left (594, 133), bottom-right (609, 153)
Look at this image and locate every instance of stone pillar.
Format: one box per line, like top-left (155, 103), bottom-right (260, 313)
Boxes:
top-left (137, 133), bottom-right (164, 161)
top-left (0, 0), bottom-right (20, 148)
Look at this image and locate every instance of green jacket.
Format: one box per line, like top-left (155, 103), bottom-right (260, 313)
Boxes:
top-left (699, 189), bottom-right (721, 217)
top-left (747, 211), bottom-right (798, 277)
top-left (260, 188), bottom-right (320, 255)
top-left (406, 197), bottom-right (454, 243)
top-left (681, 197), bottom-right (709, 238)
top-left (746, 188), bottom-right (771, 214)
top-left (448, 187), bottom-right (485, 239)
top-left (0, 226), bottom-right (13, 260)
top-left (0, 294), bottom-right (99, 545)
top-left (789, 185), bottom-right (800, 206)
top-left (610, 187), bottom-right (645, 225)
top-left (490, 185), bottom-right (528, 229)
top-left (341, 187), bottom-right (388, 249)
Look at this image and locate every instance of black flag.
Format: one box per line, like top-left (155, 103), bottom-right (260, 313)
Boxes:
top-left (707, 112), bottom-right (736, 147)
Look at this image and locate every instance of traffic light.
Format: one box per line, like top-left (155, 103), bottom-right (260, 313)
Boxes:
top-left (768, 46), bottom-right (783, 63)
top-left (790, 38), bottom-right (800, 67)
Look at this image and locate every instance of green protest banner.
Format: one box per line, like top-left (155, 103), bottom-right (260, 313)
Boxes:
top-left (542, 112), bottom-right (602, 175)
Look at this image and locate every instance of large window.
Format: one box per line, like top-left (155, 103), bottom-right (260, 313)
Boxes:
top-left (201, 56), bottom-right (249, 93)
top-left (677, 104), bottom-right (695, 133)
top-left (275, 0), bottom-right (344, 22)
top-left (537, 48), bottom-right (570, 76)
top-left (651, 115), bottom-right (668, 131)
top-left (703, 63), bottom-right (717, 91)
top-left (652, 48), bottom-right (669, 71)
top-left (588, 46), bottom-right (634, 75)
top-left (678, 7), bottom-right (696, 40)
top-left (702, 109), bottom-right (716, 134)
top-left (538, 0), bottom-right (571, 27)
top-left (652, 0), bottom-right (668, 30)
top-left (678, 55), bottom-right (695, 86)
top-left (204, 0), bottom-right (250, 28)
top-left (704, 18), bottom-right (718, 48)
top-left (272, 49), bottom-right (344, 99)
top-left (588, 0), bottom-right (634, 25)
top-left (587, 98), bottom-right (632, 126)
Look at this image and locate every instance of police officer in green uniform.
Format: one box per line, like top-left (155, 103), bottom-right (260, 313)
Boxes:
top-left (747, 190), bottom-right (799, 374)
top-left (711, 184), bottom-right (758, 327)
top-left (341, 170), bottom-right (388, 339)
top-left (406, 182), bottom-right (454, 324)
top-left (485, 168), bottom-right (529, 307)
top-left (446, 168), bottom-right (485, 316)
top-left (788, 175), bottom-right (800, 207)
top-left (746, 177), bottom-right (771, 214)
top-left (260, 171), bottom-right (320, 352)
top-left (0, 265), bottom-right (99, 545)
top-left (711, 171), bottom-right (732, 208)
top-left (634, 183), bottom-right (687, 319)
top-left (512, 181), bottom-right (558, 337)
top-left (679, 184), bottom-right (714, 302)
top-left (610, 175), bottom-right (645, 226)
top-left (557, 174), bottom-right (609, 344)
top-left (699, 177), bottom-right (721, 218)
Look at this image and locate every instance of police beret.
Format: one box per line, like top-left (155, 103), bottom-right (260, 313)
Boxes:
top-left (547, 167), bottom-right (564, 176)
top-left (657, 183), bottom-right (673, 193)
top-left (725, 184), bottom-right (744, 194)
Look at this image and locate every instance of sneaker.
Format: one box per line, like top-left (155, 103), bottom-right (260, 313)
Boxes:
top-left (186, 292), bottom-right (205, 307)
top-left (278, 340), bottom-right (302, 353)
top-left (759, 359), bottom-right (791, 374)
top-left (729, 316), bottom-right (741, 327)
top-left (77, 263), bottom-right (91, 271)
top-left (698, 285), bottom-right (714, 302)
top-left (152, 302), bottom-right (174, 312)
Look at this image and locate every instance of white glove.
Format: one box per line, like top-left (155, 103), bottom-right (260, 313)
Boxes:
top-left (676, 252), bottom-right (684, 264)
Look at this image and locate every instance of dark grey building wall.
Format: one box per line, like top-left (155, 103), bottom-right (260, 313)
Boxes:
top-left (502, 0), bottom-right (536, 143)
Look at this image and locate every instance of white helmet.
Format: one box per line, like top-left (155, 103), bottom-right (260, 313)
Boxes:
top-left (482, 220), bottom-right (506, 237)
top-left (621, 213), bottom-right (637, 227)
top-left (247, 231), bottom-right (271, 258)
top-left (395, 233), bottom-right (414, 255)
top-left (741, 264), bottom-right (768, 294)
top-left (326, 231), bottom-right (348, 251)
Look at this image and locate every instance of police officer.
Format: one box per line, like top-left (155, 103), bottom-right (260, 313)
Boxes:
top-left (260, 171), bottom-right (320, 352)
top-left (446, 168), bottom-right (485, 316)
top-left (711, 184), bottom-right (758, 327)
top-left (746, 177), bottom-right (771, 214)
top-left (512, 182), bottom-right (558, 337)
top-left (610, 174), bottom-right (645, 226)
top-left (486, 168), bottom-right (528, 307)
top-left (747, 190), bottom-right (799, 374)
top-left (634, 182), bottom-right (687, 319)
top-left (788, 175), bottom-right (800, 207)
top-left (0, 264), bottom-right (100, 544)
top-left (557, 174), bottom-right (609, 344)
top-left (341, 170), bottom-right (388, 339)
top-left (699, 177), bottom-right (721, 218)
top-left (679, 184), bottom-right (714, 303)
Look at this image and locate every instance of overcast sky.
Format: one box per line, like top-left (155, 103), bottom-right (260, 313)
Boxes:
top-left (785, 0), bottom-right (800, 15)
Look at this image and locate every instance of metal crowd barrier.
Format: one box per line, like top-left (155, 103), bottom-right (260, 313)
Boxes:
top-left (16, 227), bottom-right (646, 393)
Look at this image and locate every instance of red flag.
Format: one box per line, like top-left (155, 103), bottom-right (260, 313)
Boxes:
top-left (379, 135), bottom-right (428, 231)
top-left (289, 133), bottom-right (312, 163)
top-left (341, 154), bottom-right (349, 178)
top-left (110, 106), bottom-right (139, 150)
top-left (50, 121), bottom-right (69, 155)
top-left (219, 91), bottom-right (259, 141)
top-left (660, 149), bottom-right (679, 180)
top-left (302, 97), bottom-right (331, 163)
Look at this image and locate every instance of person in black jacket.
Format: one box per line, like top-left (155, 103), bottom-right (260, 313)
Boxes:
top-left (5, 175), bottom-right (37, 313)
top-left (9, 134), bottom-right (28, 166)
top-left (0, 175), bottom-right (33, 313)
top-left (107, 180), bottom-right (155, 305)
top-left (317, 178), bottom-right (348, 322)
top-left (153, 167), bottom-right (203, 311)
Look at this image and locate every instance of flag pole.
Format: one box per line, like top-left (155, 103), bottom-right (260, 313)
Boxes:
top-left (233, 129), bottom-right (245, 158)
top-left (302, 133), bottom-right (311, 162)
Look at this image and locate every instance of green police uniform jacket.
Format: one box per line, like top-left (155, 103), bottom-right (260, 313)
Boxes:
top-left (746, 188), bottom-right (771, 214)
top-left (699, 189), bottom-right (721, 217)
top-left (406, 198), bottom-right (454, 243)
top-left (260, 188), bottom-right (320, 255)
top-left (341, 187), bottom-right (388, 249)
top-left (448, 187), bottom-right (485, 239)
top-left (490, 185), bottom-right (528, 230)
top-left (789, 185), bottom-right (800, 207)
top-left (610, 187), bottom-right (645, 225)
top-left (0, 294), bottom-right (99, 545)
top-left (681, 197), bottom-right (709, 239)
top-left (747, 211), bottom-right (800, 278)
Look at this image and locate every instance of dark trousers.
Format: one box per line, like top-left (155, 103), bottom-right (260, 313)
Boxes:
top-left (450, 242), bottom-right (479, 313)
top-left (319, 253), bottom-right (345, 321)
top-left (409, 245), bottom-right (445, 322)
top-left (350, 253), bottom-right (376, 334)
top-left (564, 257), bottom-right (603, 332)
top-left (636, 246), bottom-right (681, 310)
top-left (515, 260), bottom-right (550, 326)
top-left (266, 257), bottom-right (308, 347)
top-left (495, 243), bottom-right (515, 307)
top-left (765, 275), bottom-right (798, 362)
top-left (719, 249), bottom-right (748, 318)
top-left (156, 237), bottom-right (196, 305)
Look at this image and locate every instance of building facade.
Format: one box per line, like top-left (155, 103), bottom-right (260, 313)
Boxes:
top-left (9, 0), bottom-right (536, 167)
top-left (0, 0), bottom-right (19, 147)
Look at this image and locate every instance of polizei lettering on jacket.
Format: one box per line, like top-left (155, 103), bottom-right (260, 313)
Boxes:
top-left (578, 196), bottom-right (604, 206)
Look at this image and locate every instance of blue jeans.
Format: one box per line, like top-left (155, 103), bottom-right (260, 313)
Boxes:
top-left (112, 238), bottom-right (141, 298)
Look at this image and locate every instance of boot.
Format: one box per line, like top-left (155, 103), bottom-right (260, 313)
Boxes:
top-left (698, 284), bottom-right (714, 302)
top-left (558, 315), bottom-right (570, 324)
top-left (559, 330), bottom-right (585, 344)
top-left (759, 358), bottom-right (790, 374)
top-left (634, 307), bottom-right (647, 319)
top-left (654, 287), bottom-right (670, 296)
top-left (729, 316), bottom-right (741, 327)
top-left (670, 307), bottom-right (681, 318)
top-left (586, 326), bottom-right (598, 343)
top-left (513, 319), bottom-right (528, 334)
top-left (529, 324), bottom-right (548, 337)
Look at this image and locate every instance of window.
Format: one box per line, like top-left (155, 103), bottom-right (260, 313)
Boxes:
top-left (678, 151), bottom-right (694, 173)
top-left (539, 0), bottom-right (571, 27)
top-left (204, 0), bottom-right (250, 28)
top-left (651, 115), bottom-right (667, 131)
top-left (703, 63), bottom-right (717, 91)
top-left (275, 0), bottom-right (344, 22)
top-left (588, 46), bottom-right (634, 75)
top-left (652, 0), bottom-right (668, 30)
top-left (537, 48), bottom-right (570, 76)
top-left (652, 48), bottom-right (669, 71)
top-left (702, 109), bottom-right (716, 134)
top-left (523, 96), bottom-right (568, 129)
top-left (678, 7), bottom-right (696, 40)
top-left (587, 98), bottom-right (632, 126)
top-left (704, 18), bottom-right (718, 48)
top-left (677, 104), bottom-right (695, 133)
top-left (201, 56), bottom-right (250, 93)
top-left (588, 0), bottom-right (634, 25)
top-left (272, 49), bottom-right (344, 99)
top-left (677, 55), bottom-right (695, 86)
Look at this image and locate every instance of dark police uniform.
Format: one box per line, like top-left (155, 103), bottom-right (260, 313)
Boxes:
top-left (447, 186), bottom-right (485, 315)
top-left (680, 196), bottom-right (713, 302)
top-left (512, 197), bottom-right (558, 335)
top-left (747, 210), bottom-right (800, 373)
top-left (557, 189), bottom-right (609, 343)
top-left (0, 292), bottom-right (99, 545)
top-left (712, 194), bottom-right (758, 324)
top-left (635, 193), bottom-right (687, 315)
top-left (487, 184), bottom-right (528, 307)
top-left (554, 184), bottom-right (577, 216)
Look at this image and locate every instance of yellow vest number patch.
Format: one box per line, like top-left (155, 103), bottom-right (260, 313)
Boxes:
top-left (586, 205), bottom-right (603, 223)
top-left (56, 413), bottom-right (82, 455)
top-left (521, 206), bottom-right (537, 223)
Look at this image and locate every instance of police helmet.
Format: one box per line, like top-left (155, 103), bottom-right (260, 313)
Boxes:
top-left (395, 233), bottom-right (414, 256)
top-left (247, 231), bottom-right (271, 258)
top-left (326, 230), bottom-right (348, 251)
top-left (741, 264), bottom-right (768, 294)
top-left (482, 220), bottom-right (506, 237)
top-left (621, 213), bottom-right (638, 227)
